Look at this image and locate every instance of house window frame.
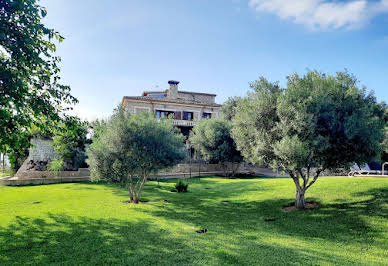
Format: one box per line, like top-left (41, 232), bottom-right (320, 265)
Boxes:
top-left (155, 110), bottom-right (175, 119)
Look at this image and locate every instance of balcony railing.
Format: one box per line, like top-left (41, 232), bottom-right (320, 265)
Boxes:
top-left (172, 120), bottom-right (195, 127)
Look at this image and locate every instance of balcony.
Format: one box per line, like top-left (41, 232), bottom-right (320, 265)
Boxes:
top-left (172, 120), bottom-right (195, 127)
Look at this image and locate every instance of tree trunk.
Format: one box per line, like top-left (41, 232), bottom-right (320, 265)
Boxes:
top-left (221, 163), bottom-right (226, 177)
top-left (128, 187), bottom-right (134, 203)
top-left (295, 189), bottom-right (306, 209)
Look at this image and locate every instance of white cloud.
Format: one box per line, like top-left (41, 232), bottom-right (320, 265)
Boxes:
top-left (249, 0), bottom-right (388, 30)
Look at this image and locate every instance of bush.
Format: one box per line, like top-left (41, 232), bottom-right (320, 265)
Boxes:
top-left (174, 180), bottom-right (189, 193)
top-left (51, 117), bottom-right (89, 170)
top-left (48, 158), bottom-right (64, 173)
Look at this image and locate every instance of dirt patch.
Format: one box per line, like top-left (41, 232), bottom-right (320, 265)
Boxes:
top-left (282, 201), bottom-right (319, 212)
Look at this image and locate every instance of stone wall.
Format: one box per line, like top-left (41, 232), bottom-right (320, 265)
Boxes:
top-left (15, 168), bottom-right (90, 179)
top-left (177, 92), bottom-right (216, 104)
top-left (15, 137), bottom-right (59, 177)
top-left (29, 137), bottom-right (59, 162)
top-left (153, 163), bottom-right (284, 179)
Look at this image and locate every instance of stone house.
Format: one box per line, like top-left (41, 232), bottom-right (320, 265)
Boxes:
top-left (122, 80), bottom-right (222, 138)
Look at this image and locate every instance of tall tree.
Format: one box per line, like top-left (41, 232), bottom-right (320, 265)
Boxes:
top-left (190, 118), bottom-right (242, 177)
top-left (232, 71), bottom-right (385, 209)
top-left (382, 107), bottom-right (388, 163)
top-left (87, 107), bottom-right (186, 203)
top-left (0, 0), bottom-right (77, 158)
top-left (220, 96), bottom-right (242, 121)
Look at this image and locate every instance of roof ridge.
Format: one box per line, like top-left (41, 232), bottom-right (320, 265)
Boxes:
top-left (122, 96), bottom-right (222, 107)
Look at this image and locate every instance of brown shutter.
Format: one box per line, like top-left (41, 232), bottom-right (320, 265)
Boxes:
top-left (174, 111), bottom-right (182, 120)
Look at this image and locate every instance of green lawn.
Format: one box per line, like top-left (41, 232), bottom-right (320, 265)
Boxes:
top-left (0, 177), bottom-right (387, 265)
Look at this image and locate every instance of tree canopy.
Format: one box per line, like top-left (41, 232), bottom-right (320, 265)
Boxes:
top-left (190, 117), bottom-right (242, 176)
top-left (0, 0), bottom-right (77, 156)
top-left (220, 96), bottom-right (242, 121)
top-left (87, 107), bottom-right (186, 203)
top-left (51, 117), bottom-right (89, 170)
top-left (232, 71), bottom-right (385, 208)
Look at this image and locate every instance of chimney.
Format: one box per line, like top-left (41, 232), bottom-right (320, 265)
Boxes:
top-left (167, 80), bottom-right (179, 99)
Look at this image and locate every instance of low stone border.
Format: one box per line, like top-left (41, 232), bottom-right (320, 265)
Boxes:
top-left (0, 176), bottom-right (90, 186)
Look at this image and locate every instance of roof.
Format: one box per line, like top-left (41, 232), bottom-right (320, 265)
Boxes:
top-left (122, 96), bottom-right (222, 107)
top-left (178, 90), bottom-right (217, 97)
top-left (141, 90), bottom-right (216, 97)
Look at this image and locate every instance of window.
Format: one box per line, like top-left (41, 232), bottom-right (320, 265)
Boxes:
top-left (183, 111), bottom-right (194, 121)
top-left (155, 110), bottom-right (174, 119)
top-left (202, 112), bottom-right (212, 119)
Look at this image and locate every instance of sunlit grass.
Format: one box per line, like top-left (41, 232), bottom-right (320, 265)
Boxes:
top-left (0, 177), bottom-right (387, 265)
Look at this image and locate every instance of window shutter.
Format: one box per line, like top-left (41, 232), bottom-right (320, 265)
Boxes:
top-left (174, 111), bottom-right (182, 120)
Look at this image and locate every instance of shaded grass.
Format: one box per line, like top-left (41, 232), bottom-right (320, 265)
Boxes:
top-left (0, 177), bottom-right (387, 265)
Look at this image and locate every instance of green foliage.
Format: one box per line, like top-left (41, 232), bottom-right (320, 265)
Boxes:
top-left (7, 138), bottom-right (29, 170)
top-left (174, 180), bottom-right (189, 192)
top-left (47, 158), bottom-right (64, 173)
top-left (220, 96), bottom-right (242, 121)
top-left (190, 118), bottom-right (242, 167)
top-left (87, 107), bottom-right (186, 203)
top-left (90, 119), bottom-right (108, 140)
top-left (0, 0), bottom-right (77, 157)
top-left (51, 117), bottom-right (89, 169)
top-left (232, 71), bottom-right (385, 208)
top-left (382, 108), bottom-right (388, 162)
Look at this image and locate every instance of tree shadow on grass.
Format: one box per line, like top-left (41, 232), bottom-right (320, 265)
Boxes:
top-left (140, 182), bottom-right (387, 247)
top-left (0, 214), bottom-right (197, 265)
top-left (2, 180), bottom-right (385, 265)
top-left (0, 213), bottom-right (373, 265)
top-left (89, 178), bottom-right (386, 246)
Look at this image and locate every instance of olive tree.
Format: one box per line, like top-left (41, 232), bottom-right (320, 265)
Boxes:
top-left (220, 96), bottom-right (242, 121)
top-left (190, 118), bottom-right (242, 177)
top-left (232, 71), bottom-right (385, 209)
top-left (87, 107), bottom-right (186, 203)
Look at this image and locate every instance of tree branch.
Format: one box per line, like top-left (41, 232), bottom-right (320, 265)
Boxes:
top-left (306, 168), bottom-right (323, 190)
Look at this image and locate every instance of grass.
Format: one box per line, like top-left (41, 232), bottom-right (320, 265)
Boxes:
top-left (0, 177), bottom-right (387, 265)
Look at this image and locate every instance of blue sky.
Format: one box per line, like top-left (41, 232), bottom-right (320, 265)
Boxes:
top-left (41, 0), bottom-right (388, 120)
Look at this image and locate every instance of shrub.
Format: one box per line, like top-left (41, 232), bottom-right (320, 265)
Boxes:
top-left (48, 158), bottom-right (64, 173)
top-left (51, 117), bottom-right (89, 170)
top-left (174, 180), bottom-right (189, 193)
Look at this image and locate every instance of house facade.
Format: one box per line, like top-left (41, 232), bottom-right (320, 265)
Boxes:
top-left (121, 80), bottom-right (222, 137)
